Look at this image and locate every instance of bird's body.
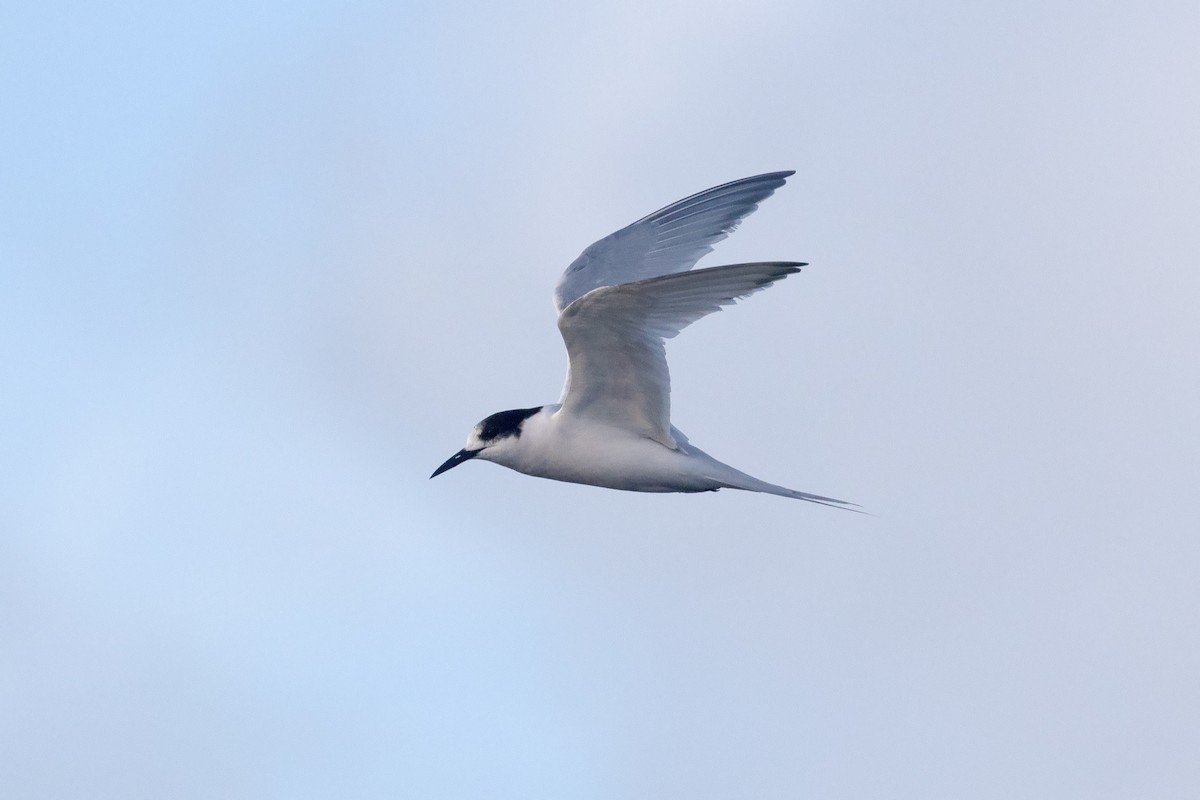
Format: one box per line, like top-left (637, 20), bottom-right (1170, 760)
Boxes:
top-left (486, 407), bottom-right (717, 493)
top-left (432, 171), bottom-right (855, 510)
top-left (491, 408), bottom-right (711, 493)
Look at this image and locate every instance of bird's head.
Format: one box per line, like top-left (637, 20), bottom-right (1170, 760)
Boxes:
top-left (430, 406), bottom-right (543, 478)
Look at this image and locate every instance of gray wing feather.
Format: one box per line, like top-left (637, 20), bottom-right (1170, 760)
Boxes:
top-left (554, 171), bottom-right (795, 312)
top-left (557, 262), bottom-right (803, 447)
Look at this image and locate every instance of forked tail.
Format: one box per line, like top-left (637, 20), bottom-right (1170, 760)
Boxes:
top-left (706, 462), bottom-right (862, 512)
top-left (725, 475), bottom-right (862, 511)
top-left (673, 427), bottom-right (863, 511)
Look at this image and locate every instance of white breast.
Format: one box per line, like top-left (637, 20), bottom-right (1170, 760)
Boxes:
top-left (491, 406), bottom-right (720, 493)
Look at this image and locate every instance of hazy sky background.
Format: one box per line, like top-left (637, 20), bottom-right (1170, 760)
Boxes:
top-left (3, 1), bottom-right (1198, 797)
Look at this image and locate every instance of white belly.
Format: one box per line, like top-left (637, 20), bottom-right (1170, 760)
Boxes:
top-left (498, 412), bottom-right (720, 493)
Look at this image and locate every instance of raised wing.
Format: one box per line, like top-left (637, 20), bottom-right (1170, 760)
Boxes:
top-left (554, 171), bottom-right (795, 312)
top-left (557, 262), bottom-right (803, 447)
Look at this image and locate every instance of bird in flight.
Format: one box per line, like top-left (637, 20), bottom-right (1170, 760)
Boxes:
top-left (432, 171), bottom-right (855, 509)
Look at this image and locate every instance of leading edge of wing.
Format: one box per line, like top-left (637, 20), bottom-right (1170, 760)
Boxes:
top-left (554, 171), bottom-right (795, 312)
top-left (557, 261), bottom-right (805, 446)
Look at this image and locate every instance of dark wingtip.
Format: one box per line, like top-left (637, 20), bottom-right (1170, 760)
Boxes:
top-left (752, 169), bottom-right (796, 187)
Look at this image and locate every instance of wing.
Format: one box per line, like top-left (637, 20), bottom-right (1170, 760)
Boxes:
top-left (557, 262), bottom-right (803, 447)
top-left (554, 171), bottom-right (795, 312)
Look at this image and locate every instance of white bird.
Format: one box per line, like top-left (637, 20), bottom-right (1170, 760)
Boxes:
top-left (431, 171), bottom-right (856, 510)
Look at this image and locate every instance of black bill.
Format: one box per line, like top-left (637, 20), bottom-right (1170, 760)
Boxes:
top-left (430, 448), bottom-right (481, 479)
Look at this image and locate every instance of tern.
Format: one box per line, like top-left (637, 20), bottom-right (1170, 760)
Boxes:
top-left (432, 171), bottom-right (855, 509)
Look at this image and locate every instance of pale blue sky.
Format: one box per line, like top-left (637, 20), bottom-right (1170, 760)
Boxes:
top-left (3, 2), bottom-right (1199, 798)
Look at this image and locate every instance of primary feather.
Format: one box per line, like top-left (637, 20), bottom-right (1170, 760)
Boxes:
top-left (554, 171), bottom-right (794, 311)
